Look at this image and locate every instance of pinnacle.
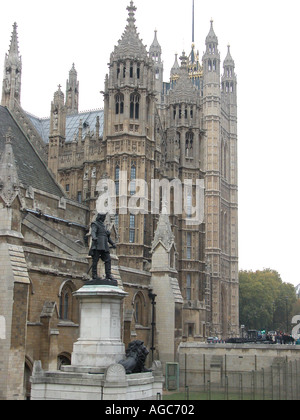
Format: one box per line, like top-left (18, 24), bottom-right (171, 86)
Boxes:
top-left (206, 19), bottom-right (218, 45)
top-left (9, 22), bottom-right (20, 57)
top-left (113, 2), bottom-right (148, 60)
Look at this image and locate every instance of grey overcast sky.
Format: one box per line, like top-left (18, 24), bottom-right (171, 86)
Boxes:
top-left (1, 0), bottom-right (300, 286)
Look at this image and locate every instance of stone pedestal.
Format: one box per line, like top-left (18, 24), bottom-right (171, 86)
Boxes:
top-left (71, 284), bottom-right (127, 369)
top-left (30, 284), bottom-right (164, 400)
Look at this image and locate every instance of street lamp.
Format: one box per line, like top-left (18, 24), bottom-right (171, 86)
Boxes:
top-left (148, 291), bottom-right (157, 363)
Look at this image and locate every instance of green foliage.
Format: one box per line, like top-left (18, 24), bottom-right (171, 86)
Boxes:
top-left (239, 269), bottom-right (297, 332)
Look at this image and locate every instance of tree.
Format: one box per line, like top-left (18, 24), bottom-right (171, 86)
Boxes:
top-left (239, 269), bottom-right (297, 333)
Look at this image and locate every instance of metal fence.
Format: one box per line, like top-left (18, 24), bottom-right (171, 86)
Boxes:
top-left (178, 357), bottom-right (300, 400)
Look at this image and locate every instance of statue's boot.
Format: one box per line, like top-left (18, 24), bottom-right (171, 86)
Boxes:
top-left (105, 260), bottom-right (117, 283)
top-left (92, 260), bottom-right (98, 280)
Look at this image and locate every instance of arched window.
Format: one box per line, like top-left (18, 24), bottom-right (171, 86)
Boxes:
top-left (57, 353), bottom-right (71, 370)
top-left (130, 62), bottom-right (134, 78)
top-left (187, 233), bottom-right (192, 259)
top-left (59, 282), bottom-right (75, 321)
top-left (185, 131), bottom-right (194, 157)
top-left (135, 295), bottom-right (142, 324)
top-left (176, 131), bottom-right (181, 150)
top-left (115, 94), bottom-right (124, 115)
top-left (186, 190), bottom-right (193, 219)
top-left (130, 94), bottom-right (140, 119)
top-left (186, 274), bottom-right (192, 301)
top-left (130, 164), bottom-right (136, 196)
top-left (130, 164), bottom-right (136, 180)
top-left (133, 293), bottom-right (146, 326)
top-left (129, 214), bottom-right (135, 243)
top-left (24, 359), bottom-right (33, 400)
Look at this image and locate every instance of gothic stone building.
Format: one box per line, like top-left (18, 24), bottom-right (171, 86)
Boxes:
top-left (0, 2), bottom-right (238, 399)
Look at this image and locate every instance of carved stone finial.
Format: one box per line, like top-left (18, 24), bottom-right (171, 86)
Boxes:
top-left (4, 126), bottom-right (13, 144)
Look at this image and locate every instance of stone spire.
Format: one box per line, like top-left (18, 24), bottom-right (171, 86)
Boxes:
top-left (1, 23), bottom-right (22, 109)
top-left (112, 1), bottom-right (148, 60)
top-left (203, 19), bottom-right (220, 82)
top-left (224, 45), bottom-right (234, 66)
top-left (66, 63), bottom-right (79, 116)
top-left (222, 45), bottom-right (237, 101)
top-left (50, 84), bottom-right (66, 137)
top-left (150, 30), bottom-right (164, 104)
top-left (149, 30), bottom-right (162, 62)
top-left (48, 85), bottom-right (66, 178)
top-left (8, 23), bottom-right (20, 58)
top-left (171, 54), bottom-right (180, 75)
top-left (151, 203), bottom-right (175, 253)
top-left (206, 19), bottom-right (218, 45)
top-left (170, 54), bottom-right (180, 87)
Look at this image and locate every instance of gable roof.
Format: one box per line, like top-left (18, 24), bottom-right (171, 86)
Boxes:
top-left (0, 106), bottom-right (64, 197)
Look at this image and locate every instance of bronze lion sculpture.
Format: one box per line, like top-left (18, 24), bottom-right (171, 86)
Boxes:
top-left (118, 340), bottom-right (151, 374)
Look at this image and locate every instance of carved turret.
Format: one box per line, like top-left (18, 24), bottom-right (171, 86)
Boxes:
top-left (48, 85), bottom-right (66, 179)
top-left (66, 64), bottom-right (79, 115)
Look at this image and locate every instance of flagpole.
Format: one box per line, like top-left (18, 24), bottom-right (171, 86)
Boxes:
top-left (192, 0), bottom-right (195, 43)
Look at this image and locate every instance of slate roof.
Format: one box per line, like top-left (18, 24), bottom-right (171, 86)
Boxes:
top-left (27, 109), bottom-right (104, 144)
top-left (0, 105), bottom-right (64, 197)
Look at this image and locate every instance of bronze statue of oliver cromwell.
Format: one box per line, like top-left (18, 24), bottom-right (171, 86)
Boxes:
top-left (88, 213), bottom-right (117, 285)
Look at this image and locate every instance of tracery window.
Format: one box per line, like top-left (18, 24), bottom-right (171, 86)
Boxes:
top-left (185, 131), bottom-right (194, 157)
top-left (133, 293), bottom-right (146, 325)
top-left (130, 94), bottom-right (140, 119)
top-left (115, 94), bottom-right (124, 115)
top-left (59, 283), bottom-right (74, 321)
